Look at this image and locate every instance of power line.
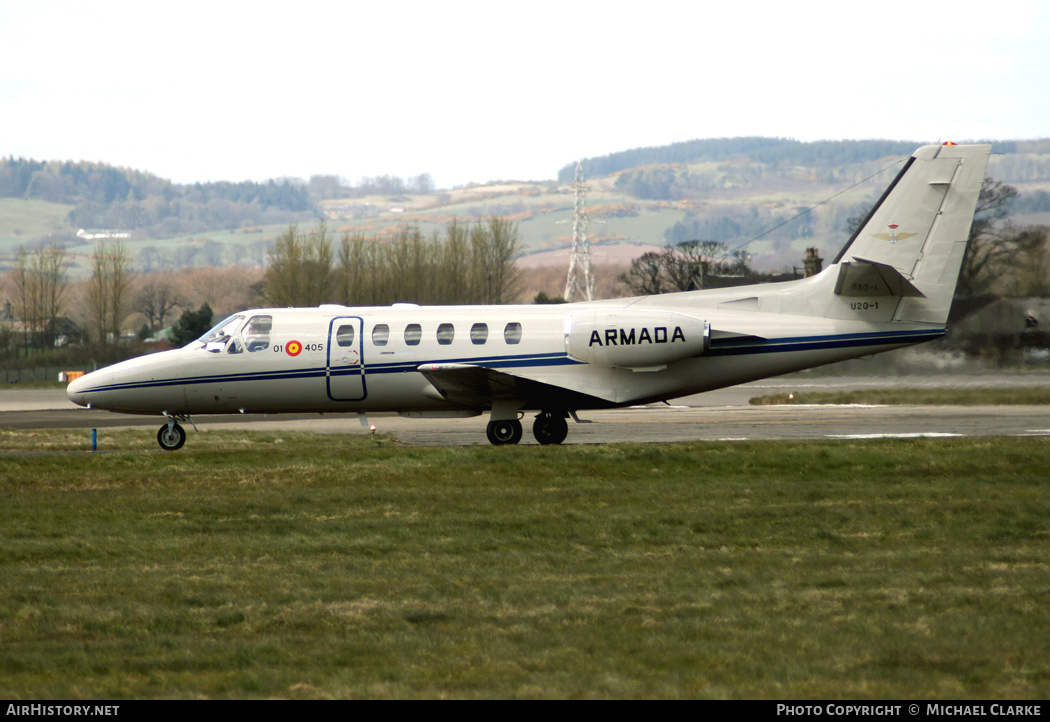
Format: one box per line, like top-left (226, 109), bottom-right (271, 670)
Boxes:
top-left (715, 157), bottom-right (906, 262)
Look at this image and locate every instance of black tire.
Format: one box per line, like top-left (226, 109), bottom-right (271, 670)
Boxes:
top-left (486, 419), bottom-right (523, 445)
top-left (157, 422), bottom-right (186, 451)
top-left (533, 413), bottom-right (569, 445)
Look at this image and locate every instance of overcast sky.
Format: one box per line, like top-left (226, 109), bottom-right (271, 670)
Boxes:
top-left (2, 0), bottom-right (1048, 189)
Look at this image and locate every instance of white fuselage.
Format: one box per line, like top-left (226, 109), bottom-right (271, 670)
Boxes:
top-left (66, 271), bottom-right (943, 419)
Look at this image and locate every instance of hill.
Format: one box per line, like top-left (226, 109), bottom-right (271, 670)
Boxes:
top-left (3, 139), bottom-right (1050, 278)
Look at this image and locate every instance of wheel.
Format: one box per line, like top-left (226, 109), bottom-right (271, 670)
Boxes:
top-left (157, 422), bottom-right (186, 451)
top-left (533, 413), bottom-right (568, 445)
top-left (486, 419), bottom-right (523, 445)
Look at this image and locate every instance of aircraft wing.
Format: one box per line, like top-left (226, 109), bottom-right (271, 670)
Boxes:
top-left (418, 325), bottom-right (773, 409)
top-left (417, 363), bottom-right (612, 409)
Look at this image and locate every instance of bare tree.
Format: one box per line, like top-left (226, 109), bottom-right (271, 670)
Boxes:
top-left (473, 216), bottom-right (521, 304)
top-left (12, 241), bottom-right (71, 349)
top-left (264, 222), bottom-right (336, 306)
top-left (621, 240), bottom-right (739, 294)
top-left (620, 251), bottom-right (668, 295)
top-left (329, 217), bottom-right (523, 306)
top-left (87, 242), bottom-right (133, 346)
top-left (959, 178), bottom-right (1047, 296)
top-left (136, 274), bottom-right (184, 333)
top-left (440, 219), bottom-right (470, 303)
top-left (337, 231), bottom-right (368, 306)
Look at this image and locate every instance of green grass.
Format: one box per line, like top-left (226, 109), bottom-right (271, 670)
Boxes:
top-left (1, 430), bottom-right (1048, 699)
top-left (0, 198), bottom-right (76, 247)
top-left (750, 387), bottom-right (1050, 406)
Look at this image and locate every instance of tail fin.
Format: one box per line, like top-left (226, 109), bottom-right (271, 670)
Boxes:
top-left (831, 143), bottom-right (990, 324)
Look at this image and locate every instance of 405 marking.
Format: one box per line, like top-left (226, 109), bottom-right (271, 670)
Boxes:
top-left (274, 341), bottom-right (324, 356)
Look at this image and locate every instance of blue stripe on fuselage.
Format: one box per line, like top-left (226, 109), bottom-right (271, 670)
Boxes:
top-left (706, 328), bottom-right (944, 356)
top-left (77, 329), bottom-right (943, 394)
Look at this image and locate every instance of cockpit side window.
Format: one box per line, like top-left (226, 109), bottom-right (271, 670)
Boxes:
top-left (243, 315), bottom-right (272, 352)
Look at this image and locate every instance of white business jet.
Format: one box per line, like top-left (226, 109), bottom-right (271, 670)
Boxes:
top-left (67, 143), bottom-right (990, 449)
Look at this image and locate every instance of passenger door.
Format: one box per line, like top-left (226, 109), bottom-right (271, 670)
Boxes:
top-left (326, 317), bottom-right (366, 401)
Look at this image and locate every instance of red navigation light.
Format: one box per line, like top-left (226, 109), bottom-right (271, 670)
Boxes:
top-left (943, 141), bottom-right (956, 145)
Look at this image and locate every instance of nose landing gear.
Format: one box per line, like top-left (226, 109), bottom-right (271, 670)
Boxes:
top-left (157, 414), bottom-right (194, 451)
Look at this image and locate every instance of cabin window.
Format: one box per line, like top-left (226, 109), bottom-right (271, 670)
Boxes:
top-left (436, 323), bottom-right (455, 345)
top-left (372, 324), bottom-right (390, 346)
top-left (336, 324), bottom-right (356, 348)
top-left (470, 323), bottom-right (488, 345)
top-left (244, 315), bottom-right (272, 352)
top-left (504, 322), bottom-right (522, 344)
top-left (404, 324), bottom-right (422, 346)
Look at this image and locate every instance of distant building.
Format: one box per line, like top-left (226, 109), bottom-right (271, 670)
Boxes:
top-left (688, 248), bottom-right (817, 291)
top-left (803, 247), bottom-right (823, 277)
top-left (76, 229), bottom-right (131, 240)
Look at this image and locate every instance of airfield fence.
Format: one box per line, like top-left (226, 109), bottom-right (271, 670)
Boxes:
top-left (3, 366), bottom-right (88, 384)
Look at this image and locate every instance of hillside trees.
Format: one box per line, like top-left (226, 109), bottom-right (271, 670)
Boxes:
top-left (265, 218), bottom-right (522, 307)
top-left (562, 138), bottom-right (919, 183)
top-left (0, 158), bottom-right (317, 238)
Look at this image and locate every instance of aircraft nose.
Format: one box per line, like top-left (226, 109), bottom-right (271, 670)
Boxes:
top-left (66, 373), bottom-right (88, 407)
top-left (66, 371), bottom-right (104, 407)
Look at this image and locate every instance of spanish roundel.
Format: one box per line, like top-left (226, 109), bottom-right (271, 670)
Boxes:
top-left (286, 340), bottom-right (303, 357)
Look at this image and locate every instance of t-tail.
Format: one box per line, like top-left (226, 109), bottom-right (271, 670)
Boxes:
top-left (825, 142), bottom-right (991, 325)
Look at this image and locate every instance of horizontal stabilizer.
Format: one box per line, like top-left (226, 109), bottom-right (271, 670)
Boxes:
top-left (834, 258), bottom-right (926, 298)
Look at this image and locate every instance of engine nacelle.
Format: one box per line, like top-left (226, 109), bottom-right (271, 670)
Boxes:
top-left (564, 309), bottom-right (709, 369)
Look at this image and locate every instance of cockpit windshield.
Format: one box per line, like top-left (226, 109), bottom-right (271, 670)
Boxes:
top-left (195, 314), bottom-right (274, 354)
top-left (198, 314), bottom-right (245, 350)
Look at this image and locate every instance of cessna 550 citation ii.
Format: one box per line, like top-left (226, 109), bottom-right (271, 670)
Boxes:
top-left (68, 143), bottom-right (990, 449)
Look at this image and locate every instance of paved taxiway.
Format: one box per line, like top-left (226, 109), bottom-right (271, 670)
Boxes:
top-left (3, 375), bottom-right (1048, 445)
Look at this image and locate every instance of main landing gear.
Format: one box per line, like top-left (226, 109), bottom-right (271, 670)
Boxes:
top-left (532, 412), bottom-right (569, 445)
top-left (485, 411), bottom-right (570, 446)
top-left (486, 418), bottom-right (523, 445)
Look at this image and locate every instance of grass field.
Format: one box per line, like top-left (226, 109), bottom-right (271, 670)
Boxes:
top-left (1, 430), bottom-right (1048, 699)
top-left (0, 198), bottom-right (75, 247)
top-left (750, 388), bottom-right (1050, 406)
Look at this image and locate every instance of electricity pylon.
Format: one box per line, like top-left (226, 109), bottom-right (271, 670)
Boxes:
top-left (563, 160), bottom-right (596, 302)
